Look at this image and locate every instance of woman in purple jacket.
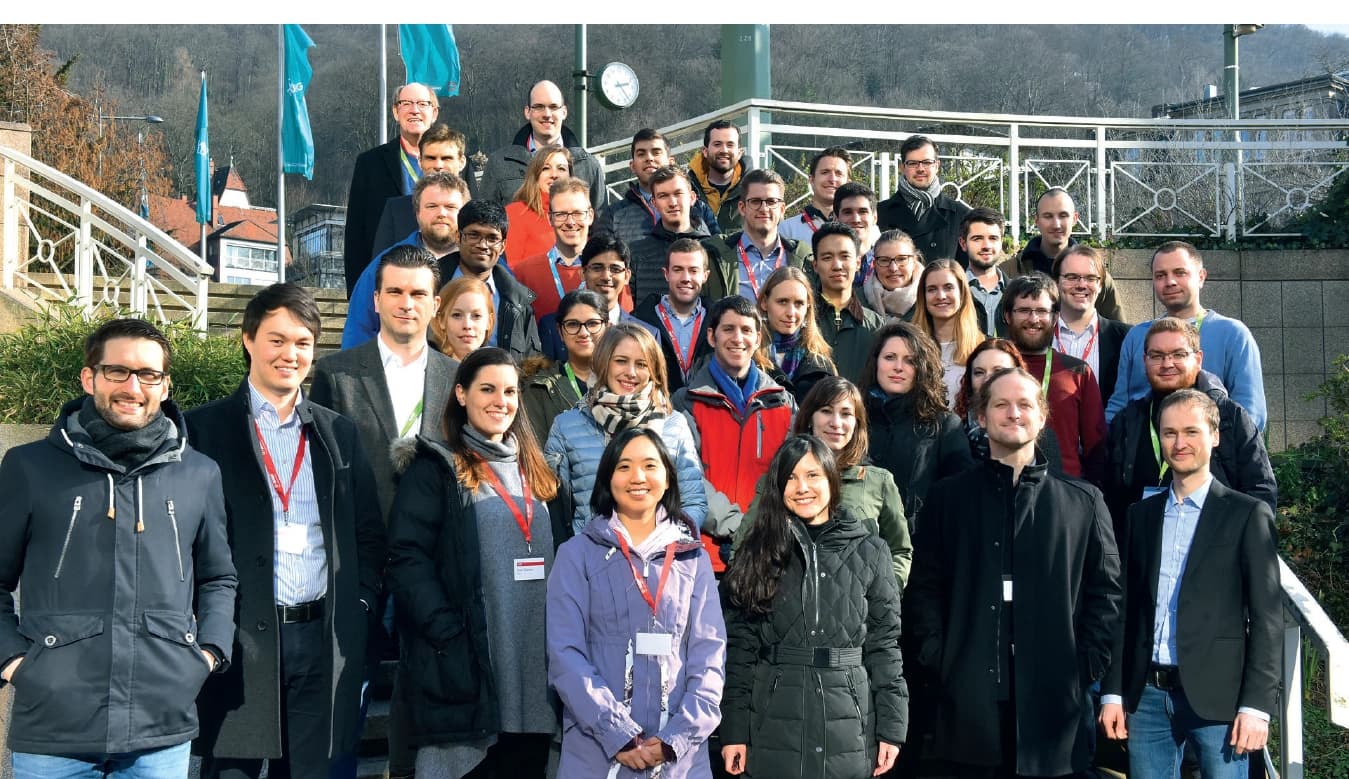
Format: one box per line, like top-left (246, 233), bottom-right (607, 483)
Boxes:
top-left (547, 427), bottom-right (727, 778)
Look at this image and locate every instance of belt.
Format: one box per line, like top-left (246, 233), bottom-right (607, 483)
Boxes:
top-left (759, 645), bottom-right (864, 668)
top-left (1146, 664), bottom-right (1182, 691)
top-left (277, 599), bottom-right (324, 624)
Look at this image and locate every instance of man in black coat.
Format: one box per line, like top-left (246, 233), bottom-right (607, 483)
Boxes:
top-left (1051, 244), bottom-right (1131, 405)
top-left (907, 366), bottom-right (1121, 778)
top-left (343, 83), bottom-right (440, 297)
top-left (1100, 389), bottom-right (1280, 776)
top-left (189, 283), bottom-right (386, 779)
top-left (877, 135), bottom-right (971, 264)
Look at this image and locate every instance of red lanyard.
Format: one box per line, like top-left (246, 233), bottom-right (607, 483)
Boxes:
top-left (655, 301), bottom-right (704, 378)
top-left (254, 421), bottom-right (307, 516)
top-left (1054, 319), bottom-right (1100, 363)
top-left (802, 211), bottom-right (820, 233)
top-left (478, 458), bottom-right (536, 549)
top-left (615, 534), bottom-right (678, 616)
top-left (736, 242), bottom-right (781, 297)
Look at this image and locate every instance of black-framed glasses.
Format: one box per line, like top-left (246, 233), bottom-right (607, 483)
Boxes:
top-left (873, 254), bottom-right (917, 269)
top-left (396, 99), bottom-right (434, 110)
top-left (96, 364), bottom-right (167, 385)
top-left (1011, 307), bottom-right (1054, 319)
top-left (560, 318), bottom-right (606, 335)
top-left (529, 103), bottom-right (564, 113)
top-left (745, 197), bottom-right (784, 210)
top-left (1060, 273), bottom-right (1102, 285)
top-left (460, 230), bottom-right (504, 247)
top-left (585, 263), bottom-right (628, 276)
top-left (903, 159), bottom-right (938, 169)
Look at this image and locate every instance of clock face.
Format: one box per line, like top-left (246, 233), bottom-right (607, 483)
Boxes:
top-left (599, 62), bottom-right (639, 110)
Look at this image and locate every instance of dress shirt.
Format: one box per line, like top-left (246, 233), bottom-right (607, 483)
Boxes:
top-left (736, 232), bottom-right (785, 301)
top-left (375, 334), bottom-right (429, 438)
top-left (1055, 313), bottom-right (1101, 383)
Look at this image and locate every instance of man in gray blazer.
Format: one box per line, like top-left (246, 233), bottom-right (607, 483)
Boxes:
top-left (310, 243), bottom-right (455, 779)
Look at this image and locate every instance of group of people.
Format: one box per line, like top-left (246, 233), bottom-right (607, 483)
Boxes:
top-left (0, 77), bottom-right (1282, 779)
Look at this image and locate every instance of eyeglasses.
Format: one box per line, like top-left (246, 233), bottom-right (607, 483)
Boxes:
top-left (1011, 307), bottom-right (1054, 319)
top-left (396, 99), bottom-right (434, 110)
top-left (529, 103), bottom-right (564, 113)
top-left (95, 364), bottom-right (167, 385)
top-left (744, 197), bottom-right (784, 210)
top-left (1145, 349), bottom-right (1194, 364)
top-left (585, 263), bottom-right (628, 276)
top-left (560, 318), bottom-right (606, 335)
top-left (549, 210), bottom-right (591, 224)
top-left (460, 230), bottom-right (503, 247)
top-left (903, 159), bottom-right (938, 169)
top-left (1060, 273), bottom-right (1102, 285)
top-left (873, 254), bottom-right (917, 269)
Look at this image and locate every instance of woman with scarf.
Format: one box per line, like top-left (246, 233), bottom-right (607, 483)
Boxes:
top-left (521, 288), bottom-right (609, 447)
top-left (504, 146), bottom-right (572, 265)
top-left (547, 428), bottom-right (726, 779)
top-left (862, 230), bottom-right (924, 322)
top-left (545, 323), bottom-right (708, 534)
top-left (755, 265), bottom-right (836, 404)
top-left (386, 347), bottom-right (575, 779)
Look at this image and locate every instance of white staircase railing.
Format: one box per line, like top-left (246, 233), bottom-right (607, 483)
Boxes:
top-left (1, 143), bottom-right (212, 331)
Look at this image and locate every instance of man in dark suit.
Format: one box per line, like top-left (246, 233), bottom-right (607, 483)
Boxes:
top-left (1051, 244), bottom-right (1131, 404)
top-left (1100, 388), bottom-right (1280, 778)
top-left (310, 246), bottom-right (453, 779)
top-left (370, 123), bottom-right (472, 261)
top-left (188, 283), bottom-right (386, 779)
top-left (343, 83), bottom-right (439, 297)
top-left (877, 135), bottom-right (971, 264)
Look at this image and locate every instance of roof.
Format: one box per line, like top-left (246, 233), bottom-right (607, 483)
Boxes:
top-left (1152, 72), bottom-right (1349, 117)
top-left (210, 164), bottom-right (247, 198)
top-left (148, 194), bottom-right (290, 261)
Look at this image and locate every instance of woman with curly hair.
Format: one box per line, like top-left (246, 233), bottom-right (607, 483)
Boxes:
top-left (504, 146), bottom-right (572, 265)
top-left (912, 258), bottom-right (983, 408)
top-left (755, 265), bottom-right (836, 403)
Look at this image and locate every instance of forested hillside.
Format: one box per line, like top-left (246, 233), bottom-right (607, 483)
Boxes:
top-left (37, 24), bottom-right (1349, 214)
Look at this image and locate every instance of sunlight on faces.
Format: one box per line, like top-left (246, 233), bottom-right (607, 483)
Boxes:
top-left (923, 269), bottom-right (961, 324)
top-left (812, 233), bottom-right (859, 297)
top-left (629, 139), bottom-right (669, 187)
top-left (611, 435), bottom-right (669, 519)
top-left (374, 265), bottom-right (438, 345)
top-left (875, 336), bottom-right (917, 395)
top-left (702, 127), bottom-right (741, 175)
top-left (874, 238), bottom-right (918, 291)
top-left (416, 186), bottom-right (465, 251)
top-left (811, 397), bottom-right (858, 453)
top-left (536, 151), bottom-right (571, 191)
top-left (738, 181), bottom-right (785, 236)
top-left (784, 452), bottom-right (831, 522)
top-left (811, 155), bottom-right (850, 207)
top-left (419, 141), bottom-right (465, 176)
top-left (1006, 291), bottom-right (1056, 353)
top-left (559, 304), bottom-right (605, 362)
top-left (455, 364), bottom-right (519, 442)
top-left (978, 372), bottom-right (1046, 455)
top-left (1151, 249), bottom-right (1206, 315)
top-left (901, 142), bottom-right (939, 188)
top-left (708, 311), bottom-right (761, 378)
top-left (605, 336), bottom-right (652, 396)
top-left (1158, 400), bottom-right (1218, 479)
top-left (960, 220), bottom-right (1004, 272)
top-left (525, 82), bottom-right (567, 142)
top-left (80, 337), bottom-right (169, 431)
top-left (458, 223), bottom-right (505, 277)
top-left (550, 189), bottom-right (592, 253)
top-left (244, 308), bottom-right (315, 401)
top-left (441, 291), bottom-right (492, 360)
top-left (1056, 253), bottom-right (1101, 317)
top-left (1144, 330), bottom-right (1203, 393)
top-left (1035, 191), bottom-right (1077, 252)
top-left (583, 251), bottom-right (629, 310)
top-left (663, 251), bottom-right (707, 306)
top-left (652, 176), bottom-right (693, 229)
top-left (837, 196), bottom-right (874, 235)
top-left (762, 279), bottom-right (810, 337)
top-left (394, 84), bottom-right (438, 138)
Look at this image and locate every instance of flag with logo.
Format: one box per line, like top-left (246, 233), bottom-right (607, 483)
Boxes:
top-left (194, 70), bottom-right (210, 224)
top-left (281, 24), bottom-right (316, 180)
top-left (399, 24), bottom-right (461, 97)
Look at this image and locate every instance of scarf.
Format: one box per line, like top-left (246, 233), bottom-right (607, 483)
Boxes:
top-left (73, 397), bottom-right (176, 469)
top-left (770, 330), bottom-right (805, 379)
top-left (587, 381), bottom-right (658, 436)
top-left (863, 266), bottom-right (920, 320)
top-left (462, 423), bottom-right (519, 463)
top-left (709, 357), bottom-right (760, 416)
top-left (897, 175), bottom-right (943, 221)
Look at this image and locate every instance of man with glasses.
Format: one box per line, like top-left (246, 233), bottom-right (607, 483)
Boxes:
top-left (0, 318), bottom-right (237, 779)
top-left (959, 207), bottom-right (1011, 337)
top-left (1003, 188), bottom-right (1124, 322)
top-left (878, 135), bottom-right (971, 265)
top-left (630, 166), bottom-right (714, 302)
top-left (1000, 273), bottom-right (1107, 483)
top-left (478, 79), bottom-right (606, 210)
top-left (699, 168), bottom-right (811, 302)
top-left (1103, 317), bottom-right (1275, 536)
top-left (514, 178), bottom-right (598, 323)
top-left (342, 171), bottom-right (471, 349)
top-left (540, 233), bottom-right (659, 361)
top-left (343, 83), bottom-right (440, 297)
top-left (1053, 245), bottom-right (1131, 405)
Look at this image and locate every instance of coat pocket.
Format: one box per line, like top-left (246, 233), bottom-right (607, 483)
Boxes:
top-left (408, 626), bottom-right (479, 705)
top-left (136, 610), bottom-right (211, 735)
top-left (11, 613), bottom-right (107, 740)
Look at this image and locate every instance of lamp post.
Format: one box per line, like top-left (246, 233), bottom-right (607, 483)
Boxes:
top-left (95, 113), bottom-right (164, 182)
top-left (1222, 24), bottom-right (1262, 240)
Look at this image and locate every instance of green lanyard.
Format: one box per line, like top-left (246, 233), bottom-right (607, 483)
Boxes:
top-left (1194, 309), bottom-right (1206, 336)
top-left (398, 398), bottom-right (424, 438)
top-left (399, 146), bottom-right (421, 184)
top-left (1040, 349), bottom-right (1053, 395)
top-left (1148, 400), bottom-right (1170, 485)
top-left (563, 363), bottom-right (584, 398)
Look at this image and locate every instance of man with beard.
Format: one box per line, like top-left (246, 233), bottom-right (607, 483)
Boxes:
top-left (1000, 273), bottom-right (1107, 483)
top-left (780, 146), bottom-right (852, 243)
top-left (595, 128), bottom-right (722, 245)
top-left (861, 229), bottom-right (924, 321)
top-left (1103, 318), bottom-right (1275, 535)
top-left (343, 171), bottom-right (469, 348)
top-left (629, 166), bottom-right (714, 302)
top-left (370, 123), bottom-right (471, 260)
top-left (1052, 245), bottom-right (1132, 405)
top-left (877, 135), bottom-right (971, 264)
top-left (959, 207), bottom-right (1010, 337)
top-left (700, 169), bottom-right (811, 302)
top-left (907, 366), bottom-right (1121, 779)
top-left (812, 221), bottom-right (884, 383)
top-left (1002, 188), bottom-right (1123, 322)
top-left (687, 120), bottom-right (749, 232)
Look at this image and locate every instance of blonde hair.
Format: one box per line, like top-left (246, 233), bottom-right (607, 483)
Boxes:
top-left (756, 266), bottom-right (835, 367)
top-left (589, 323), bottom-right (673, 414)
top-left (512, 146), bottom-right (572, 217)
top-left (912, 258), bottom-right (982, 368)
top-left (432, 277), bottom-right (496, 357)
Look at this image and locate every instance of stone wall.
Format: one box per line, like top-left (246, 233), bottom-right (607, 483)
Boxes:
top-left (1107, 248), bottom-right (1349, 452)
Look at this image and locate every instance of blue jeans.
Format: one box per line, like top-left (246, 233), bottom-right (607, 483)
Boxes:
top-left (12, 741), bottom-right (191, 778)
top-left (1128, 683), bottom-right (1248, 778)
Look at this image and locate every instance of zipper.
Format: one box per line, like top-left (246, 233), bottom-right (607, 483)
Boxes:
top-left (54, 496), bottom-right (82, 579)
top-left (167, 499), bottom-right (185, 581)
top-left (845, 668), bottom-right (864, 721)
top-left (756, 416), bottom-right (764, 459)
top-left (810, 543), bottom-right (820, 635)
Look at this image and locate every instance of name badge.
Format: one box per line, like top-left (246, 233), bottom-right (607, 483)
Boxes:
top-left (636, 632), bottom-right (673, 656)
top-left (514, 557), bottom-right (546, 581)
top-left (1002, 576), bottom-right (1013, 603)
top-left (277, 523), bottom-right (310, 555)
top-left (1142, 486), bottom-right (1167, 500)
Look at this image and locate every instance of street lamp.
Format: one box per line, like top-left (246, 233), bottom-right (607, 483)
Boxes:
top-left (95, 113), bottom-right (165, 182)
top-left (1224, 24), bottom-right (1264, 120)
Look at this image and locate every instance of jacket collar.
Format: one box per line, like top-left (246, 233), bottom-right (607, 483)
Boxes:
top-left (509, 123), bottom-right (582, 150)
top-left (579, 509), bottom-right (703, 555)
top-left (51, 396), bottom-right (189, 473)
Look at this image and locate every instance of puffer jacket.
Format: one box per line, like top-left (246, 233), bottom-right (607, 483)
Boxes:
top-left (721, 507), bottom-right (908, 779)
top-left (595, 183), bottom-right (722, 248)
top-left (548, 513), bottom-right (725, 779)
top-left (0, 398), bottom-right (237, 755)
top-left (544, 403), bottom-right (708, 534)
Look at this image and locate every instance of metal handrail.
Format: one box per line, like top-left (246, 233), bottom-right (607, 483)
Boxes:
top-left (1276, 556), bottom-right (1349, 778)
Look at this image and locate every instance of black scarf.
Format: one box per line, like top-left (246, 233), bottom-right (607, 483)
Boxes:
top-left (73, 397), bottom-right (176, 469)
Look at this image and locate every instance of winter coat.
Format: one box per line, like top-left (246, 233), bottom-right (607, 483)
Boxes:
top-left (478, 124), bottom-right (607, 211)
top-left (814, 294), bottom-right (885, 386)
top-left (863, 392), bottom-right (974, 528)
top-left (521, 361), bottom-right (585, 449)
top-left (385, 436), bottom-right (575, 746)
top-left (876, 190), bottom-right (970, 266)
top-left (687, 154), bottom-right (750, 233)
top-left (595, 183), bottom-right (723, 249)
top-left (547, 514), bottom-right (726, 779)
top-left (766, 350), bottom-right (836, 407)
top-left (698, 232), bottom-right (813, 304)
top-left (906, 458), bottom-right (1121, 776)
top-left (0, 399), bottom-right (237, 756)
top-left (544, 404), bottom-right (708, 534)
top-left (435, 252), bottom-right (542, 362)
top-left (630, 219), bottom-right (714, 304)
top-left (186, 385), bottom-right (386, 761)
top-left (721, 507), bottom-right (908, 779)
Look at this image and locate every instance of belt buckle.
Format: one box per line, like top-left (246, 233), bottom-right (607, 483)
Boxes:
top-left (813, 647), bottom-right (832, 667)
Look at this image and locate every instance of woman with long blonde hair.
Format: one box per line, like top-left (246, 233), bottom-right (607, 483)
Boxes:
top-left (756, 265), bottom-right (836, 403)
top-left (912, 258), bottom-right (982, 408)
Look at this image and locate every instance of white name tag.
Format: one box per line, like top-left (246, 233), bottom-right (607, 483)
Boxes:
top-left (636, 631), bottom-right (673, 656)
top-left (1002, 576), bottom-right (1013, 603)
top-left (277, 523), bottom-right (310, 555)
top-left (514, 557), bottom-right (546, 581)
top-left (1142, 486), bottom-right (1167, 500)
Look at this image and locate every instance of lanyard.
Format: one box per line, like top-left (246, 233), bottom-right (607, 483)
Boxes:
top-left (254, 420), bottom-right (307, 518)
top-left (1054, 318), bottom-right (1100, 363)
top-left (1148, 401), bottom-right (1170, 484)
top-left (736, 242), bottom-right (782, 297)
top-left (398, 397), bottom-right (424, 438)
top-left (802, 211), bottom-right (820, 233)
top-left (545, 247), bottom-right (569, 301)
top-left (398, 146), bottom-right (421, 185)
top-left (615, 534), bottom-right (678, 617)
top-left (477, 458), bottom-right (536, 552)
top-left (656, 301), bottom-right (704, 378)
top-left (1040, 349), bottom-right (1054, 395)
top-left (1194, 309), bottom-right (1205, 336)
top-left (562, 363), bottom-right (584, 398)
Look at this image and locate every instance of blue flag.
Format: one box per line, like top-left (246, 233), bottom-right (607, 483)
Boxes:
top-left (399, 24), bottom-right (461, 97)
top-left (194, 70), bottom-right (210, 224)
top-left (281, 24), bottom-right (315, 180)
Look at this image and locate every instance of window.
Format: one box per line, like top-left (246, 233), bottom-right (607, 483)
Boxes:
top-left (222, 242), bottom-right (278, 273)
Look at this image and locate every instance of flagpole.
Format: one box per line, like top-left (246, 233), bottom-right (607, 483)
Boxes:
top-left (379, 24), bottom-right (388, 145)
top-left (277, 24), bottom-right (286, 283)
top-left (197, 69), bottom-right (209, 266)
